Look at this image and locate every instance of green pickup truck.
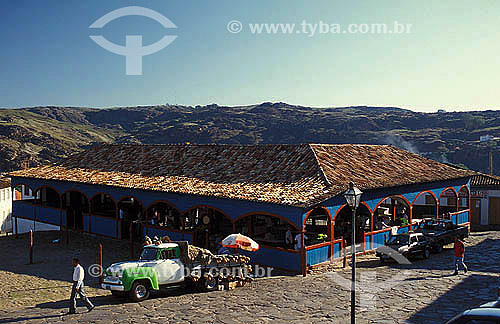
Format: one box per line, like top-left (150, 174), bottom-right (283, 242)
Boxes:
top-left (102, 242), bottom-right (250, 301)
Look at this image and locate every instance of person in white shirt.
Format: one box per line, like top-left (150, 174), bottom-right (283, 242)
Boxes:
top-left (285, 226), bottom-right (293, 249)
top-left (294, 232), bottom-right (308, 250)
top-left (68, 258), bottom-right (94, 314)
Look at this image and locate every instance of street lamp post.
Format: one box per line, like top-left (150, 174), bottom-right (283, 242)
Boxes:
top-left (344, 181), bottom-right (363, 324)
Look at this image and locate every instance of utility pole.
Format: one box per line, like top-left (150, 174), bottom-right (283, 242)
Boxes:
top-left (489, 151), bottom-right (493, 175)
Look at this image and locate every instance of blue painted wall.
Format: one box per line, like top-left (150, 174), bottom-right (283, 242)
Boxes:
top-left (306, 245), bottom-right (330, 266)
top-left (240, 247), bottom-right (301, 273)
top-left (91, 216), bottom-right (117, 238)
top-left (12, 177), bottom-right (304, 228)
top-left (35, 206), bottom-right (60, 225)
top-left (372, 230), bottom-right (391, 249)
top-left (13, 202), bottom-right (35, 220)
top-left (333, 241), bottom-right (342, 259)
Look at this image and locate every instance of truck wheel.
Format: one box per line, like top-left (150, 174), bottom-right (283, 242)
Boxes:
top-left (130, 281), bottom-right (150, 302)
top-left (423, 248), bottom-right (430, 259)
top-left (203, 276), bottom-right (219, 292)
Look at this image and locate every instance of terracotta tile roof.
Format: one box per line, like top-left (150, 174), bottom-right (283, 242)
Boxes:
top-left (471, 173), bottom-right (500, 188)
top-left (0, 177), bottom-right (10, 190)
top-left (9, 144), bottom-right (473, 208)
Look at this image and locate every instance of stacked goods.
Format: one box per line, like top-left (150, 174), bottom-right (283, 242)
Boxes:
top-left (187, 245), bottom-right (214, 265)
top-left (213, 255), bottom-right (251, 264)
top-left (175, 241), bottom-right (215, 266)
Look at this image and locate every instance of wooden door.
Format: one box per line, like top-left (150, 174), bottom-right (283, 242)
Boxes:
top-left (488, 197), bottom-right (500, 225)
top-left (471, 198), bottom-right (481, 225)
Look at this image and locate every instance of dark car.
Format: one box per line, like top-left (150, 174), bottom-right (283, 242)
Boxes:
top-left (415, 218), bottom-right (469, 253)
top-left (445, 307), bottom-right (500, 323)
top-left (376, 232), bottom-right (430, 263)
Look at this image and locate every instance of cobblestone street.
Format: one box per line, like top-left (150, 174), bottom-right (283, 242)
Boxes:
top-left (0, 231), bottom-right (499, 324)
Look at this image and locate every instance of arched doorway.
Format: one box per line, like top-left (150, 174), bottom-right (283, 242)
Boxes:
top-left (458, 186), bottom-right (470, 211)
top-left (334, 203), bottom-right (372, 245)
top-left (373, 196), bottom-right (411, 228)
top-left (235, 213), bottom-right (299, 250)
top-left (90, 193), bottom-right (116, 218)
top-left (438, 188), bottom-right (458, 217)
top-left (118, 197), bottom-right (143, 241)
top-left (145, 201), bottom-right (182, 229)
top-left (412, 191), bottom-right (438, 220)
top-left (62, 191), bottom-right (89, 230)
top-left (183, 206), bottom-right (232, 252)
top-left (304, 207), bottom-right (332, 247)
top-left (35, 187), bottom-right (61, 208)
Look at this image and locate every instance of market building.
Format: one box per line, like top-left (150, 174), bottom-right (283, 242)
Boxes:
top-left (470, 173), bottom-right (500, 227)
top-left (9, 144), bottom-right (473, 273)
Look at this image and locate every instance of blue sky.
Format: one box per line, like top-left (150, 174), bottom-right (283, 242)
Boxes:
top-left (0, 0), bottom-right (498, 111)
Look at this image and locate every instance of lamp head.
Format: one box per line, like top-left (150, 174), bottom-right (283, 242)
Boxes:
top-left (344, 181), bottom-right (362, 209)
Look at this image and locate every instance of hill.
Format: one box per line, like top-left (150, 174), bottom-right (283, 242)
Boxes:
top-left (1, 104), bottom-right (499, 175)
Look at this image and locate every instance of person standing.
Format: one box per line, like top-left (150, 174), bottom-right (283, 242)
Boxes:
top-left (68, 258), bottom-right (94, 314)
top-left (285, 226), bottom-right (293, 249)
top-left (294, 232), bottom-right (308, 250)
top-left (453, 237), bottom-right (468, 275)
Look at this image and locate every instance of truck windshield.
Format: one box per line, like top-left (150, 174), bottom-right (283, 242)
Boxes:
top-left (387, 235), bottom-right (409, 245)
top-left (140, 248), bottom-right (158, 261)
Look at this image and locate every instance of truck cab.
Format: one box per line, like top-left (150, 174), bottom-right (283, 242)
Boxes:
top-left (102, 243), bottom-right (185, 301)
top-left (376, 232), bottom-right (430, 262)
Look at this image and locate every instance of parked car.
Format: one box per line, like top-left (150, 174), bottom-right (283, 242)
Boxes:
top-left (376, 232), bottom-right (430, 263)
top-left (446, 307), bottom-right (500, 323)
top-left (478, 286), bottom-right (500, 308)
top-left (415, 218), bottom-right (469, 253)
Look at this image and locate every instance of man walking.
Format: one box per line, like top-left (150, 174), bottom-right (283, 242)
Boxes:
top-left (68, 258), bottom-right (94, 314)
top-left (453, 237), bottom-right (468, 275)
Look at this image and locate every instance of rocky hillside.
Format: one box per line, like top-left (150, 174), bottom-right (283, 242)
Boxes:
top-left (1, 103), bottom-right (499, 174)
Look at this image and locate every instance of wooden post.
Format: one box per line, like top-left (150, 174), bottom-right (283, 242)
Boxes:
top-left (59, 208), bottom-right (63, 245)
top-left (99, 243), bottom-right (103, 284)
top-left (115, 207), bottom-right (119, 239)
top-left (409, 206), bottom-right (413, 231)
top-left (301, 232), bottom-right (306, 277)
top-left (181, 212), bottom-right (185, 241)
top-left (343, 238), bottom-right (347, 268)
top-left (29, 229), bottom-right (33, 264)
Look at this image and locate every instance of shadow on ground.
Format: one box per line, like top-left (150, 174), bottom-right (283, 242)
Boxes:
top-left (408, 273), bottom-right (498, 323)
